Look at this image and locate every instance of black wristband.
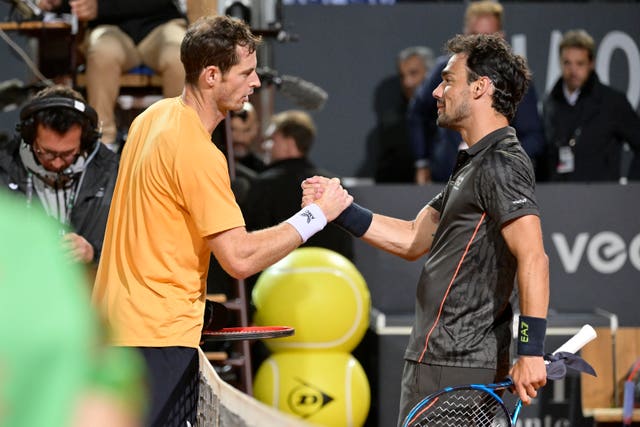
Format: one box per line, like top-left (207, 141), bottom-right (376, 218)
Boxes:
top-left (517, 315), bottom-right (547, 356)
top-left (333, 202), bottom-right (373, 237)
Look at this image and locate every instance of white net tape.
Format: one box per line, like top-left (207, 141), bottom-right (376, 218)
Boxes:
top-left (196, 349), bottom-right (318, 427)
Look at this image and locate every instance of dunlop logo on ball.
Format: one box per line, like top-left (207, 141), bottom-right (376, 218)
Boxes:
top-left (287, 377), bottom-right (334, 418)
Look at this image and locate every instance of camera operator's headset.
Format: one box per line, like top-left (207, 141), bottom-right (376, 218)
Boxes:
top-left (17, 97), bottom-right (101, 152)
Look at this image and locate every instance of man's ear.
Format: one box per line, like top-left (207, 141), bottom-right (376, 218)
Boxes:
top-left (204, 65), bottom-right (220, 87)
top-left (473, 76), bottom-right (492, 99)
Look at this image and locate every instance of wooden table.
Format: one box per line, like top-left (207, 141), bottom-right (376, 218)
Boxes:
top-left (0, 20), bottom-right (70, 31)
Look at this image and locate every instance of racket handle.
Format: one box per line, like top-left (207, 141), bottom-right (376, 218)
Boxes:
top-left (552, 324), bottom-right (597, 355)
top-left (623, 380), bottom-right (635, 426)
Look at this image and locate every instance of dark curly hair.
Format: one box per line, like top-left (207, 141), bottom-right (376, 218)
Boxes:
top-left (181, 15), bottom-right (262, 85)
top-left (446, 33), bottom-right (530, 122)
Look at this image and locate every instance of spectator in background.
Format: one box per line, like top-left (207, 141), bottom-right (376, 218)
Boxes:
top-left (407, 0), bottom-right (544, 184)
top-left (0, 85), bottom-right (118, 265)
top-left (397, 46), bottom-right (434, 103)
top-left (369, 46), bottom-right (434, 183)
top-left (230, 102), bottom-right (267, 174)
top-left (37, 0), bottom-right (188, 152)
top-left (540, 29), bottom-right (640, 182)
top-left (244, 110), bottom-right (354, 261)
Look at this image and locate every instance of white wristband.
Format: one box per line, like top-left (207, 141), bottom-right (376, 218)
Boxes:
top-left (286, 203), bottom-right (327, 243)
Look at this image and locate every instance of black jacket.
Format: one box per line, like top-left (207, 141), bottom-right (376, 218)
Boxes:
top-left (0, 137), bottom-right (119, 263)
top-left (541, 72), bottom-right (640, 181)
top-left (243, 157), bottom-right (354, 261)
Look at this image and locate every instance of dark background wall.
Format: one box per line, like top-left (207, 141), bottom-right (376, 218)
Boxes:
top-left (271, 2), bottom-right (640, 177)
top-left (1, 2), bottom-right (639, 173)
top-left (351, 183), bottom-right (640, 326)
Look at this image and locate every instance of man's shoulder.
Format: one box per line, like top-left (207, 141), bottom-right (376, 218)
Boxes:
top-left (78, 144), bottom-right (120, 193)
top-left (543, 78), bottom-right (565, 103)
top-left (0, 133), bottom-right (18, 151)
top-left (482, 132), bottom-right (532, 172)
top-left (595, 79), bottom-right (632, 105)
top-left (93, 144), bottom-right (120, 171)
top-left (492, 133), bottom-right (529, 156)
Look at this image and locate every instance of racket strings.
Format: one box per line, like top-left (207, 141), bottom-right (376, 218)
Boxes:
top-left (410, 389), bottom-right (510, 427)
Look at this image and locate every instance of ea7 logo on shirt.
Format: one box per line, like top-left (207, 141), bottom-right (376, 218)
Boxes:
top-left (552, 231), bottom-right (640, 273)
top-left (300, 209), bottom-right (315, 224)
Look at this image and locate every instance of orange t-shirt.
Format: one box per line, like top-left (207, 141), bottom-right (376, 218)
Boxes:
top-left (93, 97), bottom-right (245, 348)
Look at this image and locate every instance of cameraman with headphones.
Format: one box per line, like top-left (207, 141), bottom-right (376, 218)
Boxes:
top-left (0, 85), bottom-right (119, 264)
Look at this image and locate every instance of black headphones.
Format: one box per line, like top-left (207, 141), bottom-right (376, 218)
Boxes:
top-left (17, 97), bottom-right (101, 152)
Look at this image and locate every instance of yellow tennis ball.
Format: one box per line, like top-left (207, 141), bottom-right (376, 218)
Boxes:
top-left (252, 247), bottom-right (370, 353)
top-left (253, 351), bottom-right (370, 427)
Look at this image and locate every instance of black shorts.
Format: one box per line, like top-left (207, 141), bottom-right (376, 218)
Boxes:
top-left (137, 346), bottom-right (199, 427)
top-left (397, 361), bottom-right (508, 427)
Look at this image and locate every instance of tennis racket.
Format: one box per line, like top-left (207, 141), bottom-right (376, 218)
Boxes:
top-left (402, 324), bottom-right (598, 427)
top-left (201, 325), bottom-right (295, 341)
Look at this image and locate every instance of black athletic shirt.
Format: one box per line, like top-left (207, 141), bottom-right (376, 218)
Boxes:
top-left (404, 126), bottom-right (539, 371)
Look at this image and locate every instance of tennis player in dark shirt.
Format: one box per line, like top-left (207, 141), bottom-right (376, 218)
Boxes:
top-left (302, 33), bottom-right (549, 426)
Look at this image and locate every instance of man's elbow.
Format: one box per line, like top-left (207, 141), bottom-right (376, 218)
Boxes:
top-left (405, 249), bottom-right (429, 262)
top-left (404, 242), bottom-right (430, 262)
top-left (541, 252), bottom-right (550, 275)
top-left (534, 251), bottom-right (549, 268)
top-left (218, 257), bottom-right (254, 280)
top-left (526, 251), bottom-right (550, 283)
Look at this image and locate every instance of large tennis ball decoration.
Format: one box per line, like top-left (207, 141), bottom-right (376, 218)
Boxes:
top-left (253, 351), bottom-right (370, 427)
top-left (252, 247), bottom-right (370, 353)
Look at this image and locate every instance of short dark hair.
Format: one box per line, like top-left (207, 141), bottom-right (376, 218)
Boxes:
top-left (21, 85), bottom-right (99, 152)
top-left (181, 15), bottom-right (262, 85)
top-left (559, 29), bottom-right (595, 62)
top-left (446, 33), bottom-right (531, 121)
top-left (270, 110), bottom-right (316, 155)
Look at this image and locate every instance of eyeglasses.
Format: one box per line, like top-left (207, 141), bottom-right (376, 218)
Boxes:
top-left (33, 140), bottom-right (80, 163)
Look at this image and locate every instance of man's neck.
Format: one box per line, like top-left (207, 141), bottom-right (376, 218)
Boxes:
top-left (460, 113), bottom-right (509, 147)
top-left (181, 86), bottom-right (226, 134)
top-left (562, 83), bottom-right (581, 106)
